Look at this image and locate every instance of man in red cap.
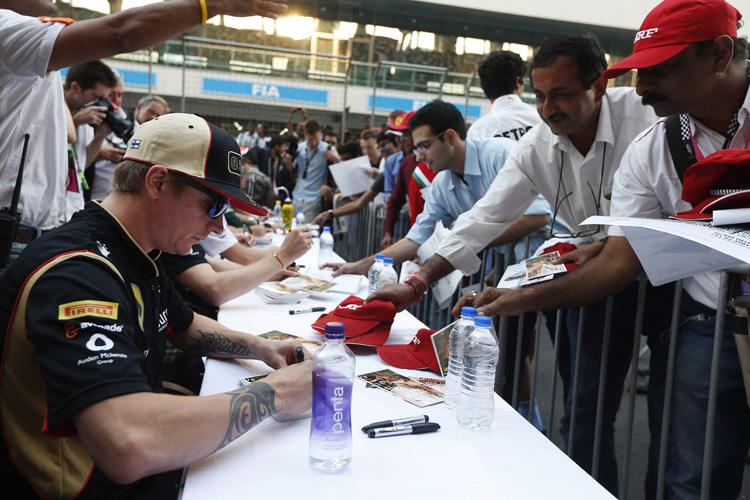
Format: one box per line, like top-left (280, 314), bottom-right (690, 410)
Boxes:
top-left (461, 1), bottom-right (750, 498)
top-left (382, 110), bottom-right (420, 248)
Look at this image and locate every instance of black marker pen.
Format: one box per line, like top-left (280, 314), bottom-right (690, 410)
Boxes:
top-left (367, 422), bottom-right (440, 438)
top-left (295, 346), bottom-right (305, 363)
top-left (362, 415), bottom-right (429, 433)
top-left (289, 307), bottom-right (326, 315)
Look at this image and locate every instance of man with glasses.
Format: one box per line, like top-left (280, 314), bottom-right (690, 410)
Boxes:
top-left (368, 34), bottom-right (667, 496)
top-left (327, 99), bottom-right (552, 293)
top-left (0, 113), bottom-right (312, 499)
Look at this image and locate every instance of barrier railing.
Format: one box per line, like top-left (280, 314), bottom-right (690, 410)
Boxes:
top-left (331, 200), bottom-right (742, 499)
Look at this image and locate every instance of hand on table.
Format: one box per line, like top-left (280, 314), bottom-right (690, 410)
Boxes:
top-left (264, 361), bottom-right (312, 416)
top-left (326, 260), bottom-right (368, 277)
top-left (365, 283), bottom-right (418, 312)
top-left (451, 286), bottom-right (536, 318)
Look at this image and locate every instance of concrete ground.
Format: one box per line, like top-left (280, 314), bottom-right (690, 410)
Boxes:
top-left (521, 323), bottom-right (750, 500)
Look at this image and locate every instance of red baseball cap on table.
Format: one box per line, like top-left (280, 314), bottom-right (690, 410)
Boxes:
top-left (343, 322), bottom-right (392, 347)
top-left (603, 0), bottom-right (742, 79)
top-left (377, 328), bottom-right (441, 374)
top-left (670, 149), bottom-right (750, 220)
top-left (311, 295), bottom-right (397, 340)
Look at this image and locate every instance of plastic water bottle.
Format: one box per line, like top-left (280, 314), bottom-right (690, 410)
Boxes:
top-left (375, 257), bottom-right (397, 289)
top-left (367, 254), bottom-right (385, 295)
top-left (318, 226), bottom-right (334, 268)
top-left (296, 210), bottom-right (306, 227)
top-left (309, 322), bottom-right (355, 472)
top-left (443, 306), bottom-right (477, 409)
top-left (282, 198), bottom-right (294, 231)
top-left (457, 316), bottom-right (499, 431)
top-left (273, 200), bottom-right (282, 224)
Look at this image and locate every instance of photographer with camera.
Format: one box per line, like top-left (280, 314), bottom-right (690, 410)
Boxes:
top-left (0, 0), bottom-right (288, 272)
top-left (63, 60), bottom-right (118, 220)
top-left (89, 93), bottom-right (168, 200)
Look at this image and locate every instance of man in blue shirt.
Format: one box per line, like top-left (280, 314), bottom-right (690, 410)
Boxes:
top-left (329, 99), bottom-right (551, 275)
top-left (292, 119), bottom-right (339, 222)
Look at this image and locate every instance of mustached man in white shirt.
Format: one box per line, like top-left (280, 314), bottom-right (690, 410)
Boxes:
top-left (457, 1), bottom-right (750, 498)
top-left (370, 34), bottom-right (667, 497)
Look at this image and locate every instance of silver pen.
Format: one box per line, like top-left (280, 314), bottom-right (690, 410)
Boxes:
top-left (366, 422), bottom-right (440, 438)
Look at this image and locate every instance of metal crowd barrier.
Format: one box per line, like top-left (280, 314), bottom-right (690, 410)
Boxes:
top-left (331, 201), bottom-right (741, 499)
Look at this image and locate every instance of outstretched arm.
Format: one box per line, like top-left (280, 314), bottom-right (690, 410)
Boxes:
top-left (49, 0), bottom-right (288, 71)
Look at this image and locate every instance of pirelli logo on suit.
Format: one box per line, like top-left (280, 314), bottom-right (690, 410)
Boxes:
top-left (58, 301), bottom-right (119, 320)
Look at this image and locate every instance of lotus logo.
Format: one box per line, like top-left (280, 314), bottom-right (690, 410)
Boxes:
top-left (228, 151), bottom-right (242, 176)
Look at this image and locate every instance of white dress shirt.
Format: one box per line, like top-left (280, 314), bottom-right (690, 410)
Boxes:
top-left (437, 87), bottom-right (658, 275)
top-left (610, 82), bottom-right (750, 309)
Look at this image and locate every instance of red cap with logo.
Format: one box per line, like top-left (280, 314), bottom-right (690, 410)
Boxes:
top-left (670, 149), bottom-right (750, 220)
top-left (603, 0), bottom-right (742, 79)
top-left (377, 328), bottom-right (441, 373)
top-left (311, 295), bottom-right (397, 342)
top-left (389, 111), bottom-right (416, 132)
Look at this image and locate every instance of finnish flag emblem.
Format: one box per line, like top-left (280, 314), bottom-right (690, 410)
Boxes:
top-left (131, 139), bottom-right (141, 149)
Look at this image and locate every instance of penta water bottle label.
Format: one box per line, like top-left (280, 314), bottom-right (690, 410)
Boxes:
top-left (310, 370), bottom-right (353, 459)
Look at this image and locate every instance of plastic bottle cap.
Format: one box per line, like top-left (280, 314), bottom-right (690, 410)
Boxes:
top-left (323, 227), bottom-right (331, 232)
top-left (461, 306), bottom-right (477, 318)
top-left (475, 316), bottom-right (492, 328)
top-left (375, 254), bottom-right (385, 261)
top-left (324, 322), bottom-right (346, 339)
top-left (383, 257), bottom-right (393, 265)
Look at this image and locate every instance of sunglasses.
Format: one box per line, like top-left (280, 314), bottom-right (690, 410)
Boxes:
top-left (185, 177), bottom-right (231, 219)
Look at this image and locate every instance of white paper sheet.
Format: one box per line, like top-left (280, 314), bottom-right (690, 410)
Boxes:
top-left (713, 208), bottom-right (750, 226)
top-left (417, 221), bottom-right (464, 309)
top-left (583, 216), bottom-right (748, 285)
top-left (328, 155), bottom-right (376, 197)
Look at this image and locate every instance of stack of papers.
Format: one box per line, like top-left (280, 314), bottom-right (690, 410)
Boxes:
top-left (255, 282), bottom-right (310, 304)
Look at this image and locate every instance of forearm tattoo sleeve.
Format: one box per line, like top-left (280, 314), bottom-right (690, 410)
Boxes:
top-left (215, 382), bottom-right (278, 452)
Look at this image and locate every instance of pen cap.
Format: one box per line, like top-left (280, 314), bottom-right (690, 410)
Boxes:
top-left (324, 322), bottom-right (346, 340)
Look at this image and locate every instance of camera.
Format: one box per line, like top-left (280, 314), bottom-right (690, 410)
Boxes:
top-left (91, 98), bottom-right (134, 143)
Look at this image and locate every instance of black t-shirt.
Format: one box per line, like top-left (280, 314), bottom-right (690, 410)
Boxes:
top-left (0, 202), bottom-right (194, 499)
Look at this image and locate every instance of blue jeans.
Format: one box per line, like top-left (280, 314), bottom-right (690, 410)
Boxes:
top-left (562, 282), bottom-right (674, 496)
top-left (654, 292), bottom-right (750, 500)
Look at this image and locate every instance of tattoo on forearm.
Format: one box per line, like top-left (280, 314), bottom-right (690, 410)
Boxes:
top-left (216, 383), bottom-right (278, 451)
top-left (192, 330), bottom-right (252, 356)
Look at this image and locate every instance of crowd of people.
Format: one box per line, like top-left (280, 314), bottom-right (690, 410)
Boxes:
top-left (0, 0), bottom-right (749, 499)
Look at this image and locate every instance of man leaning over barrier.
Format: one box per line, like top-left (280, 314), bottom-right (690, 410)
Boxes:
top-left (453, 1), bottom-right (750, 498)
top-left (368, 34), bottom-right (669, 497)
top-left (0, 114), bottom-right (311, 499)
